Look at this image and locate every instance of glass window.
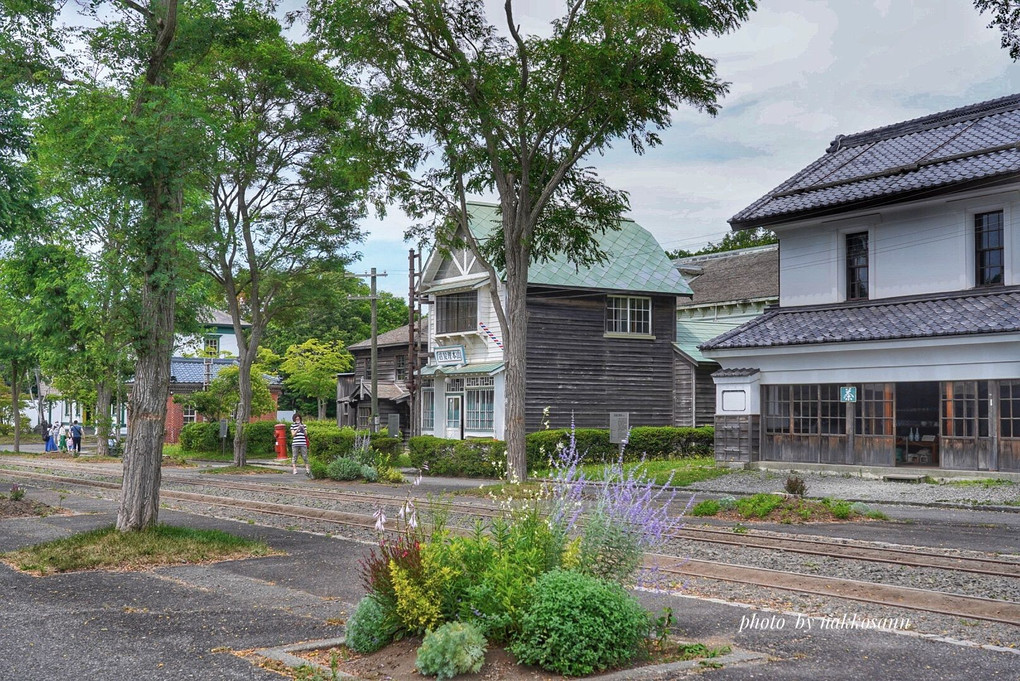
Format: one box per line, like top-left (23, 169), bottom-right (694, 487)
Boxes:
top-left (466, 377), bottom-right (495, 431)
top-left (1000, 380), bottom-right (1020, 439)
top-left (395, 354), bottom-right (407, 381)
top-left (975, 211), bottom-right (1004, 286)
top-left (204, 336), bottom-right (219, 355)
top-left (819, 384), bottom-right (847, 435)
top-left (446, 396), bottom-right (462, 430)
top-left (606, 296), bottom-right (651, 335)
top-left (764, 385), bottom-right (790, 434)
top-left (357, 406), bottom-right (370, 430)
top-left (942, 381), bottom-right (990, 437)
top-left (846, 232), bottom-right (869, 300)
top-left (855, 383), bottom-right (894, 436)
top-left (182, 405), bottom-right (196, 424)
top-left (436, 292), bottom-right (477, 334)
top-left (421, 387), bottom-right (434, 431)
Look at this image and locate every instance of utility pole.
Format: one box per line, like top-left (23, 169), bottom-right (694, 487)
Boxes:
top-left (350, 268), bottom-right (387, 432)
top-left (407, 249), bottom-right (424, 438)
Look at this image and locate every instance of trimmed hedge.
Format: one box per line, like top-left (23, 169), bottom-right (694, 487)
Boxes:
top-left (179, 420), bottom-right (276, 456)
top-left (408, 436), bottom-right (507, 478)
top-left (409, 426), bottom-right (714, 477)
top-left (306, 423), bottom-right (357, 463)
top-left (527, 426), bottom-right (714, 467)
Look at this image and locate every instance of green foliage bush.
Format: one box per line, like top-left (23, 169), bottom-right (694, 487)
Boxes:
top-left (526, 426), bottom-right (715, 468)
top-left (360, 464), bottom-right (379, 482)
top-left (736, 493), bottom-right (785, 519)
top-left (408, 436), bottom-right (507, 477)
top-left (370, 433), bottom-right (401, 456)
top-left (325, 457), bottom-right (362, 481)
top-left (344, 596), bottom-right (393, 654)
top-left (690, 499), bottom-right (721, 516)
top-left (309, 459), bottom-right (328, 480)
top-left (305, 423), bottom-right (357, 464)
top-left (510, 569), bottom-right (650, 676)
top-left (241, 420), bottom-right (276, 456)
top-left (179, 422), bottom-right (227, 453)
top-left (415, 621), bottom-right (487, 680)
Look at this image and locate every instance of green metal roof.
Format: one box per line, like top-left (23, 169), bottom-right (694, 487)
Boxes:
top-left (421, 362), bottom-right (504, 376)
top-left (674, 320), bottom-right (746, 364)
top-left (466, 202), bottom-right (692, 296)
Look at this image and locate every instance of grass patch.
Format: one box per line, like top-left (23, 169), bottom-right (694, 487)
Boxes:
top-left (673, 643), bottom-right (732, 661)
top-left (457, 481), bottom-right (544, 498)
top-left (690, 500), bottom-right (721, 517)
top-left (945, 478), bottom-right (1014, 488)
top-left (535, 455), bottom-right (733, 487)
top-left (690, 493), bottom-right (887, 523)
top-left (2, 524), bottom-right (277, 575)
top-left (200, 464), bottom-right (283, 475)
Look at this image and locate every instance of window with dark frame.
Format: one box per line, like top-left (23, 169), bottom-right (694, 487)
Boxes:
top-left (1000, 380), bottom-right (1020, 439)
top-left (763, 384), bottom-right (846, 435)
top-left (436, 291), bottom-right (478, 334)
top-left (941, 381), bottom-right (989, 438)
top-left (395, 354), bottom-right (407, 381)
top-left (854, 383), bottom-right (894, 436)
top-left (846, 232), bottom-right (869, 300)
top-left (975, 210), bottom-right (1004, 287)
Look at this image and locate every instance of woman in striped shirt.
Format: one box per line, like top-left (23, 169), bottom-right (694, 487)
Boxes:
top-left (291, 414), bottom-right (310, 476)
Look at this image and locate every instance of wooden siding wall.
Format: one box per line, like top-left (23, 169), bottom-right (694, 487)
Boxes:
top-left (694, 365), bottom-right (716, 427)
top-left (525, 293), bottom-right (676, 432)
top-left (714, 415), bottom-right (759, 463)
top-left (673, 357), bottom-right (695, 428)
top-left (349, 346), bottom-right (408, 383)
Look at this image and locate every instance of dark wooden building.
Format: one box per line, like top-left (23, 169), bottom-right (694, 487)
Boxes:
top-left (337, 325), bottom-right (422, 436)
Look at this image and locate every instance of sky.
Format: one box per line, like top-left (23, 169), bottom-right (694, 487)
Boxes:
top-left (335, 1), bottom-right (1020, 296)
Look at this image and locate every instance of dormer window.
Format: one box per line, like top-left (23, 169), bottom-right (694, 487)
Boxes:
top-left (975, 210), bottom-right (1004, 286)
top-left (846, 232), bottom-right (869, 300)
top-left (204, 336), bottom-right (220, 355)
top-left (436, 291), bottom-right (477, 334)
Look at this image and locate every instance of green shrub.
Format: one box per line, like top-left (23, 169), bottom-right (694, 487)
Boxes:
top-left (691, 499), bottom-right (720, 516)
top-left (241, 420), bottom-right (276, 456)
top-left (415, 621), bottom-right (487, 680)
top-left (305, 423), bottom-right (357, 464)
top-left (360, 464), bottom-right (379, 483)
top-left (309, 459), bottom-right (328, 480)
top-left (526, 426), bottom-right (715, 468)
top-left (718, 495), bottom-right (737, 510)
top-left (825, 498), bottom-right (853, 519)
top-left (345, 596), bottom-right (394, 654)
top-left (370, 433), bottom-right (401, 457)
top-left (510, 569), bottom-right (650, 676)
top-left (179, 422), bottom-right (226, 453)
top-left (408, 436), bottom-right (507, 478)
top-left (326, 457), bottom-right (362, 481)
top-left (736, 493), bottom-right (785, 519)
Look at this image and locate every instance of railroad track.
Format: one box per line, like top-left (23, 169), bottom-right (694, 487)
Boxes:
top-left (2, 462), bottom-right (1019, 627)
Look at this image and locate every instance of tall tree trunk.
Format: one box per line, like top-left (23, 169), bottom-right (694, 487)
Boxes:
top-left (232, 351), bottom-right (254, 467)
top-left (95, 379), bottom-right (112, 457)
top-left (502, 230), bottom-right (530, 484)
top-left (11, 360), bottom-right (20, 454)
top-left (317, 397), bottom-right (326, 421)
top-left (116, 0), bottom-right (180, 532)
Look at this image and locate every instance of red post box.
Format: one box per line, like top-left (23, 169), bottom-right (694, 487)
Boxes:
top-left (274, 423), bottom-right (288, 460)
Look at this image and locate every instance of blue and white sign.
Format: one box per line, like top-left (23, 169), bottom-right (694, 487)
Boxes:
top-left (840, 386), bottom-right (857, 403)
top-left (434, 345), bottom-right (466, 366)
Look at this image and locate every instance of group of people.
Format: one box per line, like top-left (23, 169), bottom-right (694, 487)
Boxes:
top-left (44, 420), bottom-right (84, 456)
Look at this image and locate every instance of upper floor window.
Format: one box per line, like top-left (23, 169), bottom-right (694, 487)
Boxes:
top-left (605, 296), bottom-right (651, 336)
top-left (975, 210), bottom-right (1004, 287)
top-left (845, 232), bottom-right (869, 300)
top-left (436, 291), bottom-right (477, 334)
top-left (395, 354), bottom-right (407, 381)
top-left (204, 336), bottom-right (220, 355)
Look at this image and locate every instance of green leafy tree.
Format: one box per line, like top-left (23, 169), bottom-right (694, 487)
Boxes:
top-left (263, 271), bottom-right (409, 356)
top-left (308, 0), bottom-right (756, 481)
top-left (976, 0), bottom-right (1020, 59)
top-left (174, 366), bottom-right (274, 422)
top-left (184, 1), bottom-right (365, 466)
top-left (280, 338), bottom-right (352, 421)
top-left (667, 227), bottom-right (777, 259)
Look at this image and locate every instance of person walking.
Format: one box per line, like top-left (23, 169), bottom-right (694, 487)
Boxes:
top-left (290, 414), bottom-right (310, 476)
top-left (70, 420), bottom-right (84, 457)
top-left (46, 423), bottom-right (58, 452)
top-left (58, 423), bottom-right (69, 452)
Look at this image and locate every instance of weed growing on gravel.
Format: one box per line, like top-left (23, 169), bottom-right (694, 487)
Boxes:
top-left (9, 484), bottom-right (24, 502)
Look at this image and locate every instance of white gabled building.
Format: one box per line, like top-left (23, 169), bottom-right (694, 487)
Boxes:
top-left (704, 94), bottom-right (1020, 474)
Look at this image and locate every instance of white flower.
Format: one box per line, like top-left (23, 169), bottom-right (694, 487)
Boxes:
top-left (373, 508), bottom-right (386, 532)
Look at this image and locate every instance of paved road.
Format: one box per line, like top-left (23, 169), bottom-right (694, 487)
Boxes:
top-left (0, 483), bottom-right (1017, 680)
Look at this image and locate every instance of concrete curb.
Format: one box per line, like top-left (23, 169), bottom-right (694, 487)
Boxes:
top-left (253, 637), bottom-right (769, 680)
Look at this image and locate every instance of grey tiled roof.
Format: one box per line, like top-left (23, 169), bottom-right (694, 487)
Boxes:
top-left (700, 287), bottom-right (1020, 350)
top-left (349, 323), bottom-right (423, 351)
top-left (675, 245), bottom-right (778, 306)
top-left (712, 368), bottom-right (760, 377)
top-left (731, 94), bottom-right (1020, 228)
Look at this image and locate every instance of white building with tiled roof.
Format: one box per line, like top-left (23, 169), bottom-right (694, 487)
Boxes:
top-left (704, 94), bottom-right (1020, 474)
